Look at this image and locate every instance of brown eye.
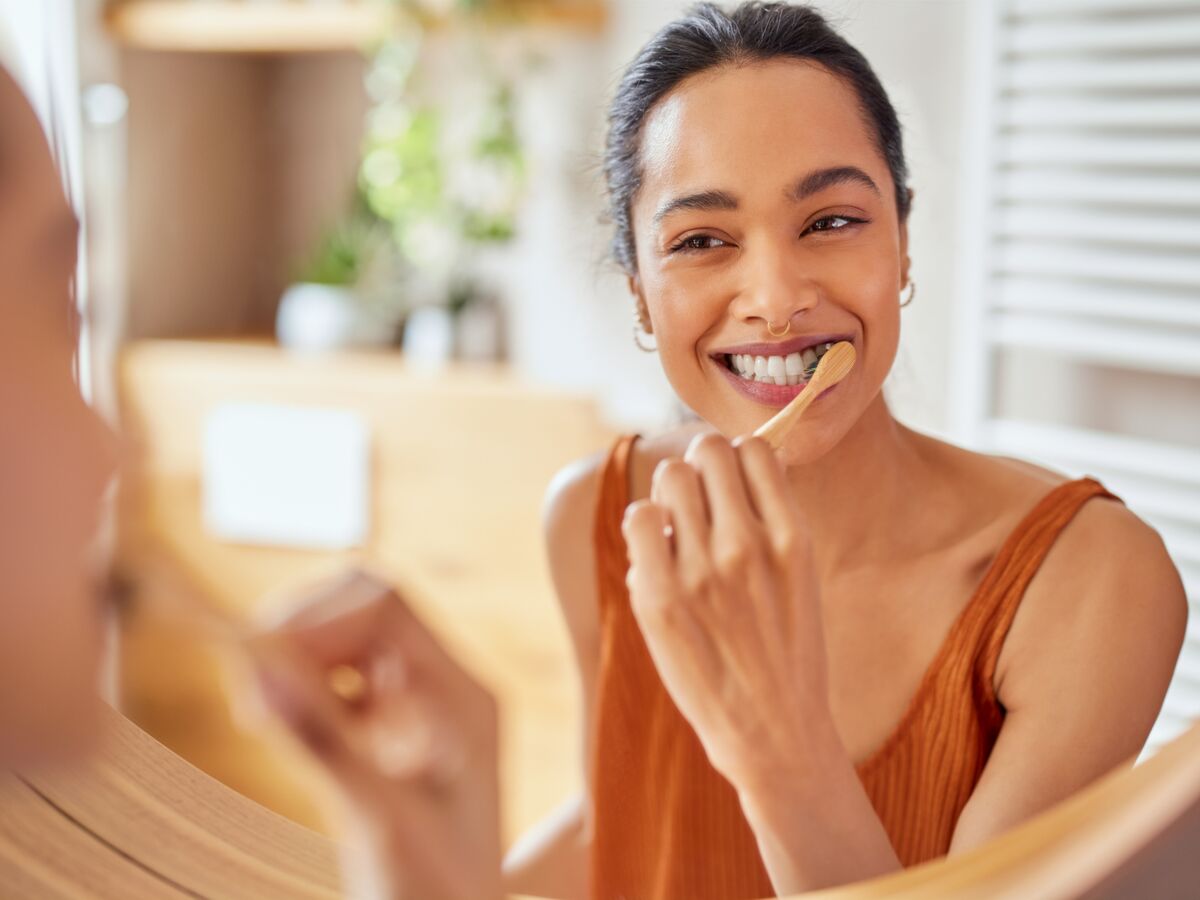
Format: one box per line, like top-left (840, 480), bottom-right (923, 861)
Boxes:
top-left (806, 215), bottom-right (867, 234)
top-left (670, 234), bottom-right (728, 253)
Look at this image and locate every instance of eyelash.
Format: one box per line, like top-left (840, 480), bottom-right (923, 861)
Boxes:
top-left (667, 215), bottom-right (870, 254)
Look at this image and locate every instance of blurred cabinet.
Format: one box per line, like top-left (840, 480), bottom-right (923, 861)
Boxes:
top-left (114, 52), bottom-right (370, 338)
top-left (115, 339), bottom-right (614, 838)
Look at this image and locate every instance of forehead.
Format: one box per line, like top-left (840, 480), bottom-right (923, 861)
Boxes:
top-left (638, 60), bottom-right (882, 197)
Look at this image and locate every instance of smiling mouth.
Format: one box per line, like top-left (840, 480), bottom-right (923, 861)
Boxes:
top-left (717, 340), bottom-right (837, 387)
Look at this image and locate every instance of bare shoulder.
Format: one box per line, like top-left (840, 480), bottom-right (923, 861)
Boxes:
top-left (945, 457), bottom-right (1189, 852)
top-left (543, 449), bottom-right (608, 557)
top-left (960, 431), bottom-right (1190, 649)
top-left (993, 465), bottom-right (1188, 720)
top-left (542, 449), bottom-right (610, 659)
top-left (914, 429), bottom-right (1187, 704)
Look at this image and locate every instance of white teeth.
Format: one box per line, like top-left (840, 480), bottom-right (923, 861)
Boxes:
top-left (767, 355), bottom-right (788, 385)
top-left (726, 342), bottom-right (844, 386)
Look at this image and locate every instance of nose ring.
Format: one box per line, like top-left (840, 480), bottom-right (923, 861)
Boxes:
top-left (767, 319), bottom-right (791, 338)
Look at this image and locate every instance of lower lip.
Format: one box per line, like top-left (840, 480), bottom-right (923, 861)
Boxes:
top-left (716, 360), bottom-right (843, 409)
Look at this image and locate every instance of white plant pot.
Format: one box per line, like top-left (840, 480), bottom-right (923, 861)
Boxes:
top-left (401, 305), bottom-right (456, 366)
top-left (276, 282), bottom-right (395, 352)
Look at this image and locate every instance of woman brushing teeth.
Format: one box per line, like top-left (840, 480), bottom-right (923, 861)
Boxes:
top-left (502, 3), bottom-right (1188, 898)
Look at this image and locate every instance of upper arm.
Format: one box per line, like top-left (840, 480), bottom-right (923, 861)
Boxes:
top-left (949, 498), bottom-right (1189, 854)
top-left (501, 453), bottom-right (607, 898)
top-left (541, 451), bottom-right (607, 813)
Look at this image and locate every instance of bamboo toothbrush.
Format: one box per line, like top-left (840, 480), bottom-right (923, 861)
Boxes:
top-left (752, 340), bottom-right (856, 450)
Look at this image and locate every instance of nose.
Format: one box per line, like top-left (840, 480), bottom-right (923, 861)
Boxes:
top-left (728, 238), bottom-right (819, 333)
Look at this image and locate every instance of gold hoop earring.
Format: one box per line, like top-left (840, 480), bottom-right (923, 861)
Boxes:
top-left (900, 280), bottom-right (916, 308)
top-left (767, 319), bottom-right (791, 337)
top-left (632, 312), bottom-right (657, 352)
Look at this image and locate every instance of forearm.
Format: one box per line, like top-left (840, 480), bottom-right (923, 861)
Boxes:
top-left (734, 718), bottom-right (901, 894)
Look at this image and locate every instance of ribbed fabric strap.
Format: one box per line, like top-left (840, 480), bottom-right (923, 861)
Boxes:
top-left (973, 476), bottom-right (1124, 692)
top-left (593, 433), bottom-right (639, 617)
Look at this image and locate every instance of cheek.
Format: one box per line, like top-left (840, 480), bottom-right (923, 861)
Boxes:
top-left (857, 275), bottom-right (902, 384)
top-left (644, 279), bottom-right (728, 395)
top-left (0, 343), bottom-right (108, 760)
top-left (644, 268), bottom-right (727, 349)
top-left (818, 251), bottom-right (902, 379)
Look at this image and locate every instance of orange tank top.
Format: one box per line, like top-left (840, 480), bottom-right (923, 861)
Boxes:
top-left (588, 433), bottom-right (1123, 900)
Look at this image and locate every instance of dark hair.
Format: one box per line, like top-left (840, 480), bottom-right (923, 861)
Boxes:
top-left (603, 1), bottom-right (911, 275)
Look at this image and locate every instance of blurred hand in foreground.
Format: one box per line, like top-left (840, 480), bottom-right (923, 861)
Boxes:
top-left (246, 569), bottom-right (503, 900)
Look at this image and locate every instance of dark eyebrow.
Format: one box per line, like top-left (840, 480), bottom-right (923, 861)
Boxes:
top-left (653, 165), bottom-right (881, 229)
top-left (788, 165), bottom-right (881, 202)
top-left (653, 189), bottom-right (738, 227)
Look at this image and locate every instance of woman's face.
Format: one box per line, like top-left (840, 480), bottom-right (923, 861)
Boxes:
top-left (629, 60), bottom-right (909, 462)
top-left (0, 71), bottom-right (119, 764)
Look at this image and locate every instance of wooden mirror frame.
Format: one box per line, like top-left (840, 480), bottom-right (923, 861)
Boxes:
top-left (3, 705), bottom-right (1197, 899)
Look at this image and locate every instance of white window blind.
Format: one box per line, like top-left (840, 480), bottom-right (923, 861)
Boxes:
top-left (952, 0), bottom-right (1200, 760)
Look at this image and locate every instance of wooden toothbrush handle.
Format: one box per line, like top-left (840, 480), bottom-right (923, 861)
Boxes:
top-left (752, 380), bottom-right (824, 449)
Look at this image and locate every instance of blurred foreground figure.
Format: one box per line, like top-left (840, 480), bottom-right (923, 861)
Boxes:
top-left (0, 64), bottom-right (505, 900)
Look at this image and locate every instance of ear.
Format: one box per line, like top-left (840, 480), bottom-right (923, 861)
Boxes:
top-left (899, 188), bottom-right (914, 288)
top-left (628, 273), bottom-right (653, 334)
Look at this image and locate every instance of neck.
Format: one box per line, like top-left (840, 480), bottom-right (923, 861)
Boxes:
top-left (783, 391), bottom-right (932, 579)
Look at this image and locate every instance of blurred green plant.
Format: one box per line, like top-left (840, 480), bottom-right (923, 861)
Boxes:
top-left (356, 11), bottom-right (527, 310)
top-left (291, 0), bottom-right (528, 325)
top-left (295, 216), bottom-right (387, 287)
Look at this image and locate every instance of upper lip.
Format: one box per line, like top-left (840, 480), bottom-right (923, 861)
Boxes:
top-left (709, 332), bottom-right (855, 358)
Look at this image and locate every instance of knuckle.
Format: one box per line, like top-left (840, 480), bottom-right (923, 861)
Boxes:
top-left (623, 499), bottom-right (658, 530)
top-left (737, 435), bottom-right (775, 467)
top-left (658, 458), bottom-right (690, 483)
top-left (714, 540), bottom-right (756, 576)
top-left (688, 432), bottom-right (731, 463)
top-left (681, 559), bottom-right (715, 595)
top-left (653, 458), bottom-right (697, 500)
top-left (771, 523), bottom-right (810, 557)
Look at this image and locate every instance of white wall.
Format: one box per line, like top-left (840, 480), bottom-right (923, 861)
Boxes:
top-left (502, 0), bottom-right (971, 437)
